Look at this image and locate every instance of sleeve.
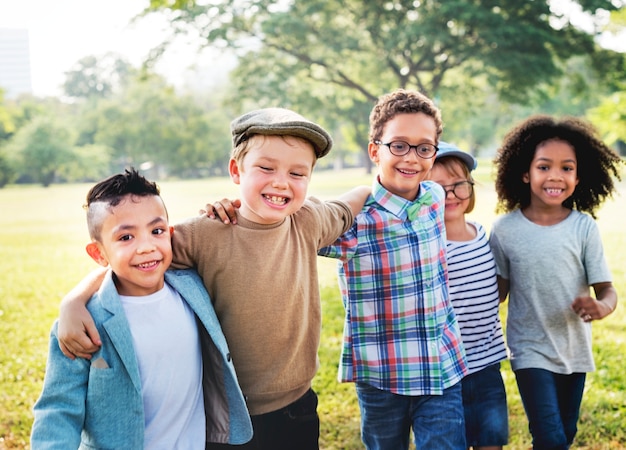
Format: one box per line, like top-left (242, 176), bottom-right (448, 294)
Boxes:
top-left (171, 217), bottom-right (200, 270)
top-left (304, 197), bottom-right (355, 250)
top-left (31, 322), bottom-right (90, 449)
top-left (316, 196), bottom-right (362, 261)
top-left (489, 219), bottom-right (510, 280)
top-left (582, 218), bottom-right (612, 285)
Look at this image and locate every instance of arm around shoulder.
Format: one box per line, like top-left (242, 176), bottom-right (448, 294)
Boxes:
top-left (58, 267), bottom-right (107, 359)
top-left (337, 185), bottom-right (371, 216)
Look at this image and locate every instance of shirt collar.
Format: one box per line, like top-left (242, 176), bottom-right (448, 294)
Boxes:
top-left (371, 176), bottom-right (435, 220)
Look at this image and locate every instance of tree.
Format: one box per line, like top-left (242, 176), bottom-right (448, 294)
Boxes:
top-left (588, 92), bottom-right (626, 152)
top-left (148, 0), bottom-right (621, 98)
top-left (7, 116), bottom-right (75, 186)
top-left (63, 53), bottom-right (135, 100)
top-left (144, 0), bottom-right (624, 167)
top-left (81, 73), bottom-right (231, 177)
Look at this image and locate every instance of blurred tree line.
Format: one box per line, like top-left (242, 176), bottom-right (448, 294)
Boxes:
top-left (0, 0), bottom-right (624, 187)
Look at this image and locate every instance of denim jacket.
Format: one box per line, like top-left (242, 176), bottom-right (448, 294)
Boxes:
top-left (31, 269), bottom-right (252, 449)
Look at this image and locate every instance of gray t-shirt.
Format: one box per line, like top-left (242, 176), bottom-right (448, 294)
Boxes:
top-left (490, 209), bottom-right (611, 374)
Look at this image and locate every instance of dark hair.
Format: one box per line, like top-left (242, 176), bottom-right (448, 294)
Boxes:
top-left (85, 168), bottom-right (162, 240)
top-left (86, 168), bottom-right (160, 207)
top-left (494, 115), bottom-right (623, 218)
top-left (369, 89), bottom-right (443, 143)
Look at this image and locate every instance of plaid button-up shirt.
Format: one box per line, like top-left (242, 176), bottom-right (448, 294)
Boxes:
top-left (319, 178), bottom-right (467, 395)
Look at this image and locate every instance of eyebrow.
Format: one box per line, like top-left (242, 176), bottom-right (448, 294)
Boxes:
top-left (258, 156), bottom-right (312, 171)
top-left (386, 136), bottom-right (436, 144)
top-left (535, 156), bottom-right (577, 164)
top-left (112, 216), bottom-right (167, 234)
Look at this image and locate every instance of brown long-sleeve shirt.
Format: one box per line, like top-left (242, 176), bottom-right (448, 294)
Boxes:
top-left (171, 198), bottom-right (353, 415)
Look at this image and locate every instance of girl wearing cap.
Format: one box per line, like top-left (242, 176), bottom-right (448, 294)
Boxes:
top-left (430, 143), bottom-right (509, 450)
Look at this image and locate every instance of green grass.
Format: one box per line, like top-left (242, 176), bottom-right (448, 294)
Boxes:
top-left (1, 165), bottom-right (625, 449)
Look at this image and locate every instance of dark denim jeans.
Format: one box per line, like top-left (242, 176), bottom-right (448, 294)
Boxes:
top-left (206, 388), bottom-right (319, 450)
top-left (355, 381), bottom-right (466, 450)
top-left (462, 362), bottom-right (509, 447)
top-left (515, 368), bottom-right (586, 450)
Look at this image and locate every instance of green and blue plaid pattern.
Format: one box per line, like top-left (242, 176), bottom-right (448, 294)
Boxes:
top-left (319, 179), bottom-right (467, 395)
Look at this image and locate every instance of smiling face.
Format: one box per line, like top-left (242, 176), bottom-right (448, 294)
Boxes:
top-left (368, 112), bottom-right (438, 201)
top-left (523, 139), bottom-right (579, 211)
top-left (429, 157), bottom-right (474, 226)
top-left (86, 194), bottom-right (172, 296)
top-left (229, 134), bottom-right (316, 224)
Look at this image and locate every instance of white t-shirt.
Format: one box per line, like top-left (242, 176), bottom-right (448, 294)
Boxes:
top-left (120, 283), bottom-right (205, 449)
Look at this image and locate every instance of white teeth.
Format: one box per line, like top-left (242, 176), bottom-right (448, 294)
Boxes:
top-left (264, 195), bottom-right (287, 205)
top-left (398, 169), bottom-right (417, 175)
top-left (138, 261), bottom-right (158, 269)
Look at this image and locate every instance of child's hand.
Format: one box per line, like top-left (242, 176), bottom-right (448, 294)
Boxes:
top-left (200, 198), bottom-right (241, 224)
top-left (58, 300), bottom-right (101, 359)
top-left (572, 282), bottom-right (617, 322)
top-left (572, 295), bottom-right (615, 324)
top-left (572, 295), bottom-right (601, 322)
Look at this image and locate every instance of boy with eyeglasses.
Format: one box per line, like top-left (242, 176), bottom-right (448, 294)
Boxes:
top-left (318, 89), bottom-right (468, 449)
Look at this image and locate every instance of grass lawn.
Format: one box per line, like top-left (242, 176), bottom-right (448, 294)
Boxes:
top-left (1, 164), bottom-right (625, 449)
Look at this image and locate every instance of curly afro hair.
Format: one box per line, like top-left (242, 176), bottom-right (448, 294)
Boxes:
top-left (494, 115), bottom-right (623, 218)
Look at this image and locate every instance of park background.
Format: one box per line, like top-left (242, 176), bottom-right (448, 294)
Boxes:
top-left (1, 0), bottom-right (625, 448)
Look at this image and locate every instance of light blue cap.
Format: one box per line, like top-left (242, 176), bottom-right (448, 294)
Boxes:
top-left (436, 141), bottom-right (478, 171)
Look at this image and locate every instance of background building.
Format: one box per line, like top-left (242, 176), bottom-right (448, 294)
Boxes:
top-left (0, 28), bottom-right (32, 98)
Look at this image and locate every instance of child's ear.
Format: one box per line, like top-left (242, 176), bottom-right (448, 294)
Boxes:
top-left (229, 159), bottom-right (241, 185)
top-left (86, 242), bottom-right (109, 267)
top-left (522, 172), bottom-right (530, 183)
top-left (368, 141), bottom-right (380, 164)
top-left (169, 226), bottom-right (174, 236)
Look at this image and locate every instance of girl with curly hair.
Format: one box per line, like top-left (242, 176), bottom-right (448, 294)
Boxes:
top-left (490, 115), bottom-right (623, 450)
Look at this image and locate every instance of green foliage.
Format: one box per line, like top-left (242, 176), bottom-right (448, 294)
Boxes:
top-left (63, 53), bottom-right (135, 100)
top-left (1, 170), bottom-right (626, 448)
top-left (143, 0), bottom-right (625, 163)
top-left (588, 91), bottom-right (626, 148)
top-left (5, 116), bottom-right (76, 187)
top-left (74, 72), bottom-right (232, 178)
top-left (0, 90), bottom-right (17, 141)
top-left (0, 148), bottom-right (16, 188)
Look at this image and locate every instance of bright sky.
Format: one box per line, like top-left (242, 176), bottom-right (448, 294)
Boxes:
top-left (0, 0), bottom-right (209, 97)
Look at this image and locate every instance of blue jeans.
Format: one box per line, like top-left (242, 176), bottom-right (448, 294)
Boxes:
top-left (356, 382), bottom-right (466, 450)
top-left (515, 368), bottom-right (586, 450)
top-left (462, 363), bottom-right (509, 447)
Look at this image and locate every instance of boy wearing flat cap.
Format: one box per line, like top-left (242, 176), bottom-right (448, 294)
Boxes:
top-left (57, 108), bottom-right (370, 450)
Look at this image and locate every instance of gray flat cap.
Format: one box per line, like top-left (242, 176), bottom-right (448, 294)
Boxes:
top-left (231, 107), bottom-right (333, 158)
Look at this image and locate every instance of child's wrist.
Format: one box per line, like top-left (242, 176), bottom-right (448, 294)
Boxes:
top-left (601, 300), bottom-right (615, 315)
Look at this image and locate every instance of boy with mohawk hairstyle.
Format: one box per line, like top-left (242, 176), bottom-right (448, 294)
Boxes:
top-left (56, 109), bottom-right (370, 450)
top-left (31, 169), bottom-right (252, 449)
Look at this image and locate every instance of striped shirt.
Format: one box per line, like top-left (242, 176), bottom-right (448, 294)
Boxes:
top-left (319, 178), bottom-right (467, 396)
top-left (447, 222), bottom-right (507, 375)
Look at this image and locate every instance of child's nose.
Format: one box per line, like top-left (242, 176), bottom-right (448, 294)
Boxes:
top-left (548, 169), bottom-right (562, 180)
top-left (136, 236), bottom-right (157, 253)
top-left (272, 174), bottom-right (289, 189)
